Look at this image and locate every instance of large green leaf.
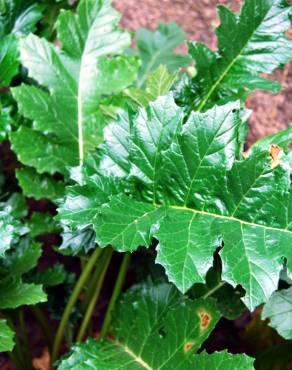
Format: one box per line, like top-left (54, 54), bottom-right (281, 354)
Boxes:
top-left (136, 22), bottom-right (191, 87)
top-left (0, 279), bottom-right (46, 309)
top-left (0, 0), bottom-right (44, 86)
top-left (0, 319), bottom-right (14, 353)
top-left (58, 95), bottom-right (292, 310)
top-left (58, 283), bottom-right (230, 370)
top-left (178, 0), bottom-right (292, 111)
top-left (11, 0), bottom-right (138, 176)
top-left (262, 286), bottom-right (292, 339)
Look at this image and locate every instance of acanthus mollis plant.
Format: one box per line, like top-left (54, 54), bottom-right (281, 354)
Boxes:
top-left (56, 0), bottom-right (292, 368)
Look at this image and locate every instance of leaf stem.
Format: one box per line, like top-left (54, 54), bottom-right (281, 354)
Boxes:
top-left (100, 253), bottom-right (131, 338)
top-left (202, 281), bottom-right (226, 299)
top-left (31, 305), bottom-right (54, 351)
top-left (76, 248), bottom-right (113, 342)
top-left (51, 247), bottom-right (102, 368)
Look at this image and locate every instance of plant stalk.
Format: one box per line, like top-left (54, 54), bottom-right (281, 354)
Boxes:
top-left (76, 248), bottom-right (113, 342)
top-left (51, 247), bottom-right (102, 368)
top-left (19, 310), bottom-right (32, 370)
top-left (31, 305), bottom-right (54, 351)
top-left (100, 253), bottom-right (130, 338)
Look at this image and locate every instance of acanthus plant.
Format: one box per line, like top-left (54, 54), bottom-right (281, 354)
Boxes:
top-left (0, 0), bottom-right (291, 369)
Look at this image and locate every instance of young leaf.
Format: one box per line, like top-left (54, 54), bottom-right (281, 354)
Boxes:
top-left (58, 95), bottom-right (292, 310)
top-left (125, 65), bottom-right (178, 107)
top-left (262, 286), bottom-right (292, 339)
top-left (136, 22), bottom-right (191, 87)
top-left (179, 0), bottom-right (292, 111)
top-left (0, 319), bottom-right (14, 353)
top-left (58, 283), bottom-right (226, 370)
top-left (11, 0), bottom-right (138, 175)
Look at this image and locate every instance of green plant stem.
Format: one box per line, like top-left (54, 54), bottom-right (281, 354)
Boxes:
top-left (31, 305), bottom-right (54, 351)
top-left (81, 251), bottom-right (105, 313)
top-left (19, 310), bottom-right (32, 370)
top-left (202, 281), bottom-right (226, 299)
top-left (51, 247), bottom-right (102, 368)
top-left (76, 248), bottom-right (113, 342)
top-left (100, 253), bottom-right (131, 338)
top-left (5, 316), bottom-right (26, 370)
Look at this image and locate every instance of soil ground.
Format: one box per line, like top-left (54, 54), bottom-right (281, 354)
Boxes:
top-left (114, 0), bottom-right (292, 145)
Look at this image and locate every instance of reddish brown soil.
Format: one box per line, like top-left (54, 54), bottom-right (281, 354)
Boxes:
top-left (114, 0), bottom-right (292, 144)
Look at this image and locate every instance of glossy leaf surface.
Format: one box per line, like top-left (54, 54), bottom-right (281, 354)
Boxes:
top-left (179, 0), bottom-right (292, 111)
top-left (11, 0), bottom-right (138, 176)
top-left (58, 95), bottom-right (292, 310)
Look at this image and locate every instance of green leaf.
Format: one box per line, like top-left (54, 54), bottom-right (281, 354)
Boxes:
top-left (11, 0), bottom-right (138, 175)
top-left (194, 351), bottom-right (254, 369)
top-left (59, 96), bottom-right (292, 310)
top-left (136, 22), bottom-right (191, 87)
top-left (0, 35), bottom-right (18, 86)
top-left (31, 264), bottom-right (66, 287)
top-left (58, 283), bottom-right (223, 370)
top-left (0, 207), bottom-right (27, 258)
top-left (125, 65), bottom-right (178, 107)
top-left (0, 278), bottom-right (46, 309)
top-left (27, 212), bottom-right (60, 238)
top-left (0, 1), bottom-right (44, 86)
top-left (16, 167), bottom-right (65, 201)
top-left (262, 286), bottom-right (292, 339)
top-left (180, 0), bottom-right (292, 111)
top-left (0, 240), bottom-right (42, 277)
top-left (0, 319), bottom-right (14, 353)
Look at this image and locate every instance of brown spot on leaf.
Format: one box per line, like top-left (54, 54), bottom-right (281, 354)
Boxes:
top-left (269, 144), bottom-right (282, 168)
top-left (184, 341), bottom-right (194, 353)
top-left (198, 310), bottom-right (211, 331)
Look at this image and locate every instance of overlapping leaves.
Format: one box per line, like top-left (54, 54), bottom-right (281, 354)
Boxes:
top-left (178, 0), bottom-right (292, 111)
top-left (58, 95), bottom-right (292, 310)
top-left (58, 283), bottom-right (254, 369)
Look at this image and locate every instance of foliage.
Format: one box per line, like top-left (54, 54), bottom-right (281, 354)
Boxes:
top-left (0, 0), bottom-right (291, 369)
top-left (58, 284), bottom-right (254, 369)
top-left (177, 0), bottom-right (292, 111)
top-left (58, 94), bottom-right (292, 310)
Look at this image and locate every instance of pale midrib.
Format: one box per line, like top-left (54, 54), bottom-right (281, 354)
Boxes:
top-left (166, 205), bottom-right (292, 234)
top-left (77, 54), bottom-right (85, 166)
top-left (196, 10), bottom-right (270, 112)
top-left (115, 341), bottom-right (153, 370)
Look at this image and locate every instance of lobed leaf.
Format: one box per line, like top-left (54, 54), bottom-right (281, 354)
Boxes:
top-left (178, 0), bottom-right (292, 111)
top-left (58, 95), bottom-right (292, 310)
top-left (58, 283), bottom-right (239, 370)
